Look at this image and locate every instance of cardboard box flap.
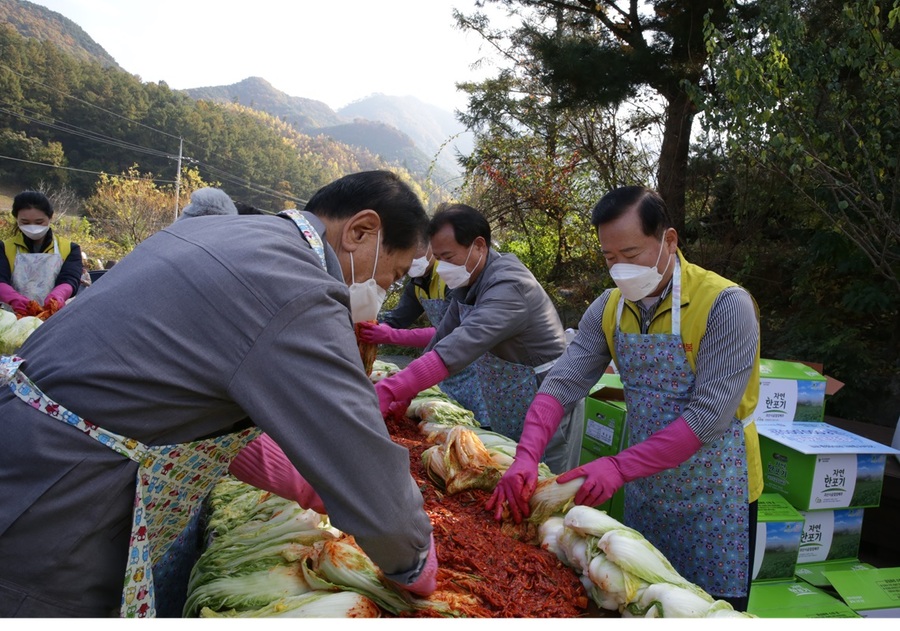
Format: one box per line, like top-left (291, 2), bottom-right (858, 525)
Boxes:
top-left (795, 559), bottom-right (876, 589)
top-left (824, 567), bottom-right (900, 616)
top-left (748, 580), bottom-right (861, 618)
top-left (791, 360), bottom-right (845, 396)
top-left (588, 373), bottom-right (624, 401)
top-left (758, 421), bottom-right (900, 456)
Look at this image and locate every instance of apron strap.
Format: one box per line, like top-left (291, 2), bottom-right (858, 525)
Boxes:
top-left (615, 256), bottom-right (682, 336)
top-left (278, 210), bottom-right (328, 270)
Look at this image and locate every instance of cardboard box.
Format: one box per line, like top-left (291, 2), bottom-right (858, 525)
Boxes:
top-left (795, 559), bottom-right (876, 589)
top-left (582, 373), bottom-right (627, 459)
top-left (753, 493), bottom-right (805, 582)
top-left (754, 359), bottom-right (828, 423)
top-left (797, 508), bottom-right (865, 564)
top-left (825, 567), bottom-right (900, 617)
top-left (581, 374), bottom-right (627, 520)
top-left (758, 421), bottom-right (899, 510)
top-left (747, 580), bottom-right (860, 618)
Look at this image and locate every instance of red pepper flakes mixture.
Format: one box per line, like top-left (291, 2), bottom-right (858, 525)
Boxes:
top-left (384, 411), bottom-right (589, 618)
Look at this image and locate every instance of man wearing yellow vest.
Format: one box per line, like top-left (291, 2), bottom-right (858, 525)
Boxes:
top-left (488, 185), bottom-right (762, 611)
top-left (0, 191), bottom-right (82, 316)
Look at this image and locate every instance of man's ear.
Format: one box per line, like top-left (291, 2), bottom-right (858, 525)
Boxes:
top-left (665, 227), bottom-right (679, 253)
top-left (340, 209), bottom-right (381, 253)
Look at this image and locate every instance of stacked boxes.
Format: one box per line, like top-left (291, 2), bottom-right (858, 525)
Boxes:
top-left (753, 493), bottom-right (805, 582)
top-left (757, 422), bottom-right (895, 511)
top-left (753, 359), bottom-right (828, 423)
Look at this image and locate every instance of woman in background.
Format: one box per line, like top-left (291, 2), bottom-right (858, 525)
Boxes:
top-left (0, 190), bottom-right (82, 315)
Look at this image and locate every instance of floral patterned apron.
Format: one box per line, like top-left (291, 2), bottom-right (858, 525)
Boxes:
top-left (0, 212), bottom-right (330, 617)
top-left (616, 258), bottom-right (750, 599)
top-left (12, 237), bottom-right (63, 302)
top-left (0, 355), bottom-right (261, 617)
top-left (420, 297), bottom-right (490, 423)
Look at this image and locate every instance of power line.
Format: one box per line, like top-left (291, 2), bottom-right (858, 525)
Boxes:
top-left (0, 104), bottom-right (173, 159)
top-left (0, 62), bottom-right (182, 142)
top-left (0, 154), bottom-right (177, 183)
top-left (1, 63), bottom-right (306, 207)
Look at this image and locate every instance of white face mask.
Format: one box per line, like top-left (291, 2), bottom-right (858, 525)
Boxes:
top-left (407, 254), bottom-right (431, 278)
top-left (348, 231), bottom-right (387, 323)
top-left (608, 238), bottom-right (672, 302)
top-left (436, 243), bottom-right (483, 290)
top-left (19, 223), bottom-right (50, 240)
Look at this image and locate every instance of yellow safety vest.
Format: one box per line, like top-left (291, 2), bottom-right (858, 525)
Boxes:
top-left (413, 269), bottom-right (447, 303)
top-left (601, 250), bottom-right (763, 502)
top-left (4, 232), bottom-right (73, 271)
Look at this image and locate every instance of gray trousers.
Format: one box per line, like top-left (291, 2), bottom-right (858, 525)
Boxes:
top-left (543, 399), bottom-right (585, 474)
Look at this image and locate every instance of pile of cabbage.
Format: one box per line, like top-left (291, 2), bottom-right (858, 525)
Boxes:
top-left (0, 310), bottom-right (43, 355)
top-left (395, 364), bottom-right (755, 619)
top-left (187, 360), bottom-right (754, 618)
top-left (185, 477), bottom-right (474, 618)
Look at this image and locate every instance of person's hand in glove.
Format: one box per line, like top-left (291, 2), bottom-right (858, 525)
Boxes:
top-left (0, 282), bottom-right (30, 315)
top-left (43, 283), bottom-right (73, 311)
top-left (229, 433), bottom-right (326, 513)
top-left (556, 416), bottom-right (703, 507)
top-left (486, 393), bottom-right (564, 523)
top-left (356, 321), bottom-right (435, 348)
top-left (388, 534), bottom-right (438, 597)
top-left (374, 350), bottom-right (449, 417)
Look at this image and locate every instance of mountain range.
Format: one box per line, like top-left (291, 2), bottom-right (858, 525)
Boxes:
top-left (2, 0), bottom-right (474, 186)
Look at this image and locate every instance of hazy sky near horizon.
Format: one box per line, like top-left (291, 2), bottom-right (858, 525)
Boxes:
top-left (28, 0), bottom-right (511, 112)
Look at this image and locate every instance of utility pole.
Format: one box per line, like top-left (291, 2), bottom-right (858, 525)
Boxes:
top-left (173, 137), bottom-right (183, 221)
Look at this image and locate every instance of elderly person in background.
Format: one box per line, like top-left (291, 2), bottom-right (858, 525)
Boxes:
top-left (177, 187), bottom-right (238, 220)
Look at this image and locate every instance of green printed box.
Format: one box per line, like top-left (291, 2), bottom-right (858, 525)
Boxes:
top-left (752, 493), bottom-right (805, 582)
top-left (582, 373), bottom-right (627, 459)
top-left (748, 580), bottom-right (860, 618)
top-left (754, 359), bottom-right (828, 423)
top-left (758, 421), bottom-right (898, 510)
top-left (581, 374), bottom-right (627, 521)
top-left (825, 567), bottom-right (900, 617)
top-left (795, 559), bottom-right (876, 589)
top-left (796, 508), bottom-right (864, 564)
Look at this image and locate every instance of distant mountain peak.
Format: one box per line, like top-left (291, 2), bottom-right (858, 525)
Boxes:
top-left (0, 0), bottom-right (121, 69)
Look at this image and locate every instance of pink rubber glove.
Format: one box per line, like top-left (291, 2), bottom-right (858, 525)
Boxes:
top-left (229, 433), bottom-right (326, 513)
top-left (389, 534), bottom-right (438, 597)
top-left (357, 321), bottom-right (435, 348)
top-left (557, 416), bottom-right (703, 507)
top-left (375, 350), bottom-right (449, 417)
top-left (44, 283), bottom-right (74, 310)
top-left (486, 393), bottom-right (564, 523)
top-left (0, 282), bottom-right (30, 315)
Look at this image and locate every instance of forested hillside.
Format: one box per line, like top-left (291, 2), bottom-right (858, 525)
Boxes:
top-left (0, 24), bottom-right (439, 209)
top-left (184, 79), bottom-right (465, 185)
top-left (0, 0), bottom-right (120, 69)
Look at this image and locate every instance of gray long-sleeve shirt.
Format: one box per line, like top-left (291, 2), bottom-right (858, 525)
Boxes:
top-left (0, 213), bottom-right (431, 616)
top-left (426, 250), bottom-right (566, 374)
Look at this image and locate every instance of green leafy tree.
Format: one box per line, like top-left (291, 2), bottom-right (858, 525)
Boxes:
top-left (465, 0), bottom-right (754, 232)
top-left (697, 0), bottom-right (900, 425)
top-left (701, 0), bottom-right (900, 291)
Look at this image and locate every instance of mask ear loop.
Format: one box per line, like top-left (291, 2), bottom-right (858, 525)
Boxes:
top-left (349, 249), bottom-right (356, 285)
top-left (657, 232), bottom-right (674, 276)
top-left (370, 230), bottom-right (381, 280)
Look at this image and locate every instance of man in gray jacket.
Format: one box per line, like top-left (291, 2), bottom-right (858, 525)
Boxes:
top-left (0, 171), bottom-right (437, 617)
top-left (375, 203), bottom-right (584, 474)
